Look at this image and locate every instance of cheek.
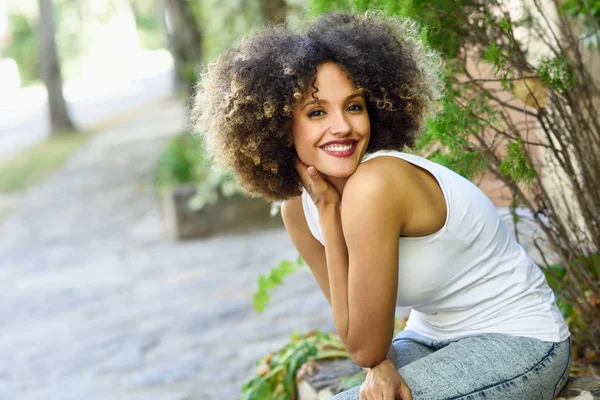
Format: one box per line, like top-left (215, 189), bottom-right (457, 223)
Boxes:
top-left (359, 115), bottom-right (371, 134)
top-left (291, 121), bottom-right (315, 154)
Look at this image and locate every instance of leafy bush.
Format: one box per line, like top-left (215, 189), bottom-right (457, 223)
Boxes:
top-left (4, 13), bottom-right (39, 85)
top-left (154, 132), bottom-right (205, 187)
top-left (241, 317), bottom-right (409, 399)
top-left (130, 0), bottom-right (166, 50)
top-left (241, 330), bottom-right (349, 400)
top-left (153, 132), bottom-right (245, 209)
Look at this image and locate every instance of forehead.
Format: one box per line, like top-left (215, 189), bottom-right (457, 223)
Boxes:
top-left (299, 62), bottom-right (361, 104)
top-left (313, 62), bottom-right (357, 92)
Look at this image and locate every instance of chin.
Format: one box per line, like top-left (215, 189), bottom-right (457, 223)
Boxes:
top-left (322, 165), bottom-right (359, 179)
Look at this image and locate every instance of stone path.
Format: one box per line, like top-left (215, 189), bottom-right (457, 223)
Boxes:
top-left (0, 98), bottom-right (334, 400)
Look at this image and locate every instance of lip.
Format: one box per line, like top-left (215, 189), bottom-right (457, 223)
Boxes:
top-left (320, 139), bottom-right (357, 147)
top-left (320, 140), bottom-right (359, 157)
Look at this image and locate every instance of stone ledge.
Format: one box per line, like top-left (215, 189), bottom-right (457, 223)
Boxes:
top-left (297, 358), bottom-right (600, 400)
top-left (555, 377), bottom-right (600, 400)
top-left (297, 358), bottom-right (362, 400)
top-left (160, 184), bottom-right (282, 239)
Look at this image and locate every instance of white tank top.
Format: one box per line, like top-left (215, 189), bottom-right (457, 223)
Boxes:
top-left (301, 150), bottom-right (569, 342)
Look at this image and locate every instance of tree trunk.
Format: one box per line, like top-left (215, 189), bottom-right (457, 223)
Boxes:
top-left (260, 0), bottom-right (287, 25)
top-left (163, 0), bottom-right (202, 98)
top-left (38, 0), bottom-right (76, 135)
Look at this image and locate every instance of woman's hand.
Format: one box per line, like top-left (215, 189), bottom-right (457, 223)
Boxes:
top-left (295, 159), bottom-right (340, 210)
top-left (360, 359), bottom-right (412, 400)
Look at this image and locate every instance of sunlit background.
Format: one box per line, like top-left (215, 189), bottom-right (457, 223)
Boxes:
top-left (0, 1), bottom-right (334, 399)
top-left (1, 0), bottom-right (598, 398)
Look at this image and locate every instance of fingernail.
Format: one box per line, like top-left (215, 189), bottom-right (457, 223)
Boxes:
top-left (307, 167), bottom-right (317, 176)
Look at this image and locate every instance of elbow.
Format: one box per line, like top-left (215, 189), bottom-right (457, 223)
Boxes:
top-left (349, 348), bottom-right (388, 369)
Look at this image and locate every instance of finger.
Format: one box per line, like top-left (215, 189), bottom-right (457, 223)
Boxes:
top-left (383, 388), bottom-right (396, 400)
top-left (358, 383), bottom-right (371, 400)
top-left (295, 158), bottom-right (308, 173)
top-left (306, 166), bottom-right (328, 190)
top-left (294, 160), bottom-right (312, 191)
top-left (359, 385), bottom-right (368, 400)
top-left (399, 383), bottom-right (412, 400)
top-left (309, 170), bottom-right (336, 199)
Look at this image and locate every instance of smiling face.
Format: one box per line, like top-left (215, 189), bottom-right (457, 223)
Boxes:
top-left (292, 62), bottom-right (371, 184)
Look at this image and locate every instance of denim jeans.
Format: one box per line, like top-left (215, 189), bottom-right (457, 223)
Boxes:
top-left (332, 330), bottom-right (571, 400)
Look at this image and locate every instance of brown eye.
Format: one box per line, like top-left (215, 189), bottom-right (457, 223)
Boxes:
top-left (347, 104), bottom-right (363, 112)
top-left (307, 110), bottom-right (325, 118)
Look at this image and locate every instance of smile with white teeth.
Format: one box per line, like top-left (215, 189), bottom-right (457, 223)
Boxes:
top-left (321, 143), bottom-right (354, 151)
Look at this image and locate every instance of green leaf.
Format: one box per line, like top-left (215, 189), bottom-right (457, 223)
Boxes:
top-left (537, 56), bottom-right (576, 91)
top-left (498, 17), bottom-right (511, 34)
top-left (499, 138), bottom-right (537, 186)
top-left (252, 286), bottom-right (271, 313)
top-left (252, 256), bottom-right (304, 313)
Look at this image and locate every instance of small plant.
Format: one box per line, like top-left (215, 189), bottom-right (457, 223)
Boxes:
top-left (253, 256), bottom-right (305, 313)
top-left (153, 133), bottom-right (205, 188)
top-left (241, 316), bottom-right (408, 399)
top-left (153, 132), bottom-right (245, 209)
top-left (5, 13), bottom-right (39, 85)
top-left (241, 330), bottom-right (349, 400)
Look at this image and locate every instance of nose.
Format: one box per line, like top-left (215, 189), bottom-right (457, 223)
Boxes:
top-left (329, 112), bottom-right (352, 136)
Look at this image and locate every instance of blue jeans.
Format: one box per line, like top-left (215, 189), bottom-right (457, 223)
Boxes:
top-left (332, 330), bottom-right (571, 400)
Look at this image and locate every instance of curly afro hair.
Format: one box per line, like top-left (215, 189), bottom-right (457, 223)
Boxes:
top-left (192, 11), bottom-right (443, 201)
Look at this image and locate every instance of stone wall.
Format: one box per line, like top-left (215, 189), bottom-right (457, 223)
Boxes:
top-left (160, 184), bottom-right (282, 239)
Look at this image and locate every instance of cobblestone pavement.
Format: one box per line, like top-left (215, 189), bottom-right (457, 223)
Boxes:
top-left (0, 98), bottom-right (334, 400)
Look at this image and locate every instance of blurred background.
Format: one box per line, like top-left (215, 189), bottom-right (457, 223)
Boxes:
top-left (0, 0), bottom-right (598, 399)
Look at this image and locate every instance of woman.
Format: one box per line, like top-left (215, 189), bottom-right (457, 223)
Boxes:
top-left (193, 12), bottom-right (571, 400)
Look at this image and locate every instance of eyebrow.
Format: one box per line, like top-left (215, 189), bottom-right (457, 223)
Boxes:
top-left (301, 93), bottom-right (363, 110)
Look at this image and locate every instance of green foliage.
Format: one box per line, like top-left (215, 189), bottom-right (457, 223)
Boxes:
top-left (201, 0), bottom-right (264, 62)
top-left (499, 138), bottom-right (537, 186)
top-left (483, 42), bottom-right (515, 91)
top-left (542, 254), bottom-right (600, 336)
top-left (498, 17), bottom-right (511, 35)
top-left (242, 316), bottom-right (409, 398)
top-left (131, 0), bottom-right (166, 50)
top-left (393, 0), bottom-right (469, 59)
top-left (4, 13), bottom-right (39, 85)
top-left (253, 256), bottom-right (305, 313)
top-left (241, 329), bottom-right (349, 400)
top-left (417, 96), bottom-right (489, 180)
top-left (154, 132), bottom-right (244, 209)
top-left (562, 0), bottom-right (600, 19)
top-left (537, 56), bottom-right (576, 92)
top-left (309, 0), bottom-right (403, 16)
top-left (154, 133), bottom-right (206, 187)
top-left (561, 0), bottom-right (600, 49)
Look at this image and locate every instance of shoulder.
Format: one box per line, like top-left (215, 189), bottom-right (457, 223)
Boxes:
top-left (343, 155), bottom-right (417, 210)
top-left (281, 195), bottom-right (305, 226)
top-left (342, 156), bottom-right (418, 232)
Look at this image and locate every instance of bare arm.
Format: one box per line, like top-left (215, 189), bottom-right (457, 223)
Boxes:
top-left (282, 194), bottom-right (399, 367)
top-left (323, 165), bottom-right (403, 367)
top-left (281, 195), bottom-right (331, 305)
top-left (292, 160), bottom-right (407, 368)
